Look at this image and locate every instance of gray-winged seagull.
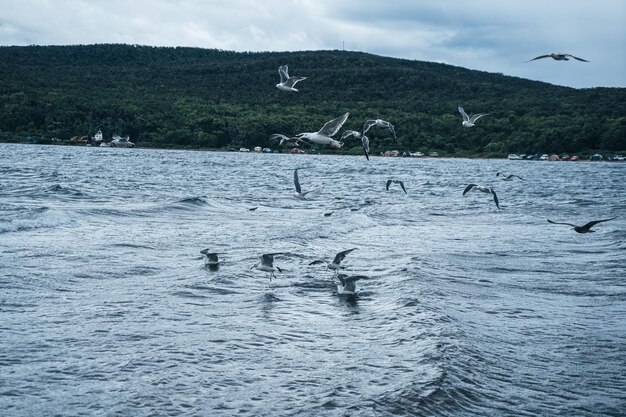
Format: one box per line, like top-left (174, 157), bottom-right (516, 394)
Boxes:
top-left (296, 113), bottom-right (349, 149)
top-left (527, 53), bottom-right (589, 62)
top-left (458, 107), bottom-right (489, 128)
top-left (276, 65), bottom-right (307, 92)
top-left (547, 217), bottom-right (616, 233)
top-left (463, 184), bottom-right (500, 209)
top-left (341, 119), bottom-right (396, 160)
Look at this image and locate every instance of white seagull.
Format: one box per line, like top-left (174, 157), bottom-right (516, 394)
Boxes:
top-left (270, 133), bottom-right (303, 148)
top-left (293, 168), bottom-right (313, 199)
top-left (463, 184), bottom-right (500, 210)
top-left (341, 119), bottom-right (396, 160)
top-left (336, 274), bottom-right (367, 295)
top-left (527, 53), bottom-right (589, 63)
top-left (458, 107), bottom-right (489, 128)
top-left (252, 253), bottom-right (283, 281)
top-left (386, 179), bottom-right (407, 194)
top-left (496, 172), bottom-right (524, 181)
top-left (547, 217), bottom-right (616, 234)
top-left (296, 113), bottom-right (349, 149)
top-left (310, 248), bottom-right (357, 276)
top-left (200, 249), bottom-right (222, 267)
top-left (276, 65), bottom-right (307, 92)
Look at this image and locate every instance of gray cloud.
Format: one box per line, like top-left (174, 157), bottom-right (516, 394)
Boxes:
top-left (0, 0), bottom-right (624, 88)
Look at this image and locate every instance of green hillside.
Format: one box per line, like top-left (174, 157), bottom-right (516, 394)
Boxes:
top-left (1, 44), bottom-right (624, 156)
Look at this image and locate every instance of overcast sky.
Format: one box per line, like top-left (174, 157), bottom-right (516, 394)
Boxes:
top-left (1, 0), bottom-right (624, 88)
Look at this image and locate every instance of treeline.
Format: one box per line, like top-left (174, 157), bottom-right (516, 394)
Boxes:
top-left (0, 44), bottom-right (624, 156)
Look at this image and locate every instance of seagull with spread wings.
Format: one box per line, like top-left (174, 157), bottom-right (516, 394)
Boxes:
top-left (276, 65), bottom-right (307, 92)
top-left (310, 248), bottom-right (357, 277)
top-left (463, 184), bottom-right (500, 209)
top-left (547, 217), bottom-right (616, 233)
top-left (296, 113), bottom-right (350, 149)
top-left (458, 107), bottom-right (489, 128)
top-left (341, 118), bottom-right (396, 160)
top-left (527, 53), bottom-right (589, 63)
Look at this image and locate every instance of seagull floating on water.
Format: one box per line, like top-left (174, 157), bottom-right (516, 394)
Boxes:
top-left (270, 134), bottom-right (303, 148)
top-left (310, 248), bottom-right (357, 276)
top-left (463, 184), bottom-right (500, 209)
top-left (458, 107), bottom-right (489, 128)
top-left (386, 179), bottom-right (407, 194)
top-left (296, 113), bottom-right (349, 149)
top-left (547, 217), bottom-right (616, 233)
top-left (341, 119), bottom-right (397, 160)
top-left (252, 253), bottom-right (283, 281)
top-left (276, 65), bottom-right (307, 92)
top-left (527, 53), bottom-right (589, 63)
top-left (336, 274), bottom-right (367, 295)
top-left (200, 249), bottom-right (222, 268)
top-left (293, 168), bottom-right (313, 199)
top-left (496, 172), bottom-right (524, 181)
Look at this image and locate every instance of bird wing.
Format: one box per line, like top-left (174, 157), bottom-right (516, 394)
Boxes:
top-left (463, 184), bottom-right (477, 195)
top-left (309, 259), bottom-right (326, 265)
top-left (490, 189), bottom-right (500, 209)
top-left (581, 217), bottom-right (617, 229)
top-left (341, 130), bottom-right (360, 140)
top-left (567, 54), bottom-right (589, 62)
top-left (547, 219), bottom-right (578, 228)
top-left (336, 274), bottom-right (346, 287)
top-left (278, 65), bottom-right (289, 83)
top-left (317, 112), bottom-right (350, 137)
top-left (333, 248), bottom-right (357, 264)
top-left (284, 76), bottom-right (307, 88)
top-left (386, 179), bottom-right (392, 190)
top-left (361, 136), bottom-right (370, 161)
top-left (527, 54), bottom-right (551, 62)
top-left (496, 172), bottom-right (503, 177)
top-left (293, 169), bottom-right (301, 194)
top-left (399, 180), bottom-right (407, 194)
top-left (458, 107), bottom-right (469, 122)
top-left (512, 175), bottom-right (524, 180)
top-left (469, 113), bottom-right (489, 123)
top-left (270, 133), bottom-right (290, 142)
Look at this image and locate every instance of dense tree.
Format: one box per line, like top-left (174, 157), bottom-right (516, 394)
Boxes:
top-left (0, 44), bottom-right (624, 156)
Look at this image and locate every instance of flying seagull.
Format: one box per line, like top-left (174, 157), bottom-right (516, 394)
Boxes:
top-left (458, 107), bottom-right (489, 128)
top-left (527, 53), bottom-right (589, 63)
top-left (276, 65), bottom-right (307, 92)
top-left (342, 119), bottom-right (397, 160)
top-left (547, 217), bottom-right (616, 233)
top-left (200, 249), bottom-right (222, 268)
top-left (293, 168), bottom-right (313, 199)
top-left (310, 248), bottom-right (357, 276)
top-left (269, 134), bottom-right (304, 148)
top-left (296, 113), bottom-right (349, 149)
top-left (463, 184), bottom-right (500, 209)
top-left (496, 172), bottom-right (524, 181)
top-left (252, 253), bottom-right (283, 280)
top-left (336, 274), bottom-right (368, 295)
top-left (386, 179), bottom-right (407, 194)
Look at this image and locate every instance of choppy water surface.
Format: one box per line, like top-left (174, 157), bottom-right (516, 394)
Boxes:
top-left (1, 143), bottom-right (625, 416)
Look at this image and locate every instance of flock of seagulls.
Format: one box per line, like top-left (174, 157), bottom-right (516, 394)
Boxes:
top-left (199, 55), bottom-right (611, 295)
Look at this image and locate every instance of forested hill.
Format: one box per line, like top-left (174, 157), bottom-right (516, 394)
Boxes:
top-left (1, 44), bottom-right (624, 156)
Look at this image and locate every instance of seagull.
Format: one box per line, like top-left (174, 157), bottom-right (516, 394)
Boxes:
top-left (463, 184), bottom-right (500, 209)
top-left (547, 217), bottom-right (616, 233)
top-left (336, 274), bottom-right (367, 295)
top-left (252, 253), bottom-right (283, 280)
top-left (310, 248), bottom-right (357, 276)
top-left (341, 119), bottom-right (396, 160)
top-left (276, 65), bottom-right (307, 92)
top-left (527, 53), bottom-right (589, 63)
top-left (296, 113), bottom-right (349, 149)
top-left (270, 133), bottom-right (303, 148)
top-left (458, 107), bottom-right (489, 128)
top-left (496, 172), bottom-right (524, 181)
top-left (386, 179), bottom-right (407, 194)
top-left (293, 168), bottom-right (313, 199)
top-left (200, 249), bottom-right (221, 267)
